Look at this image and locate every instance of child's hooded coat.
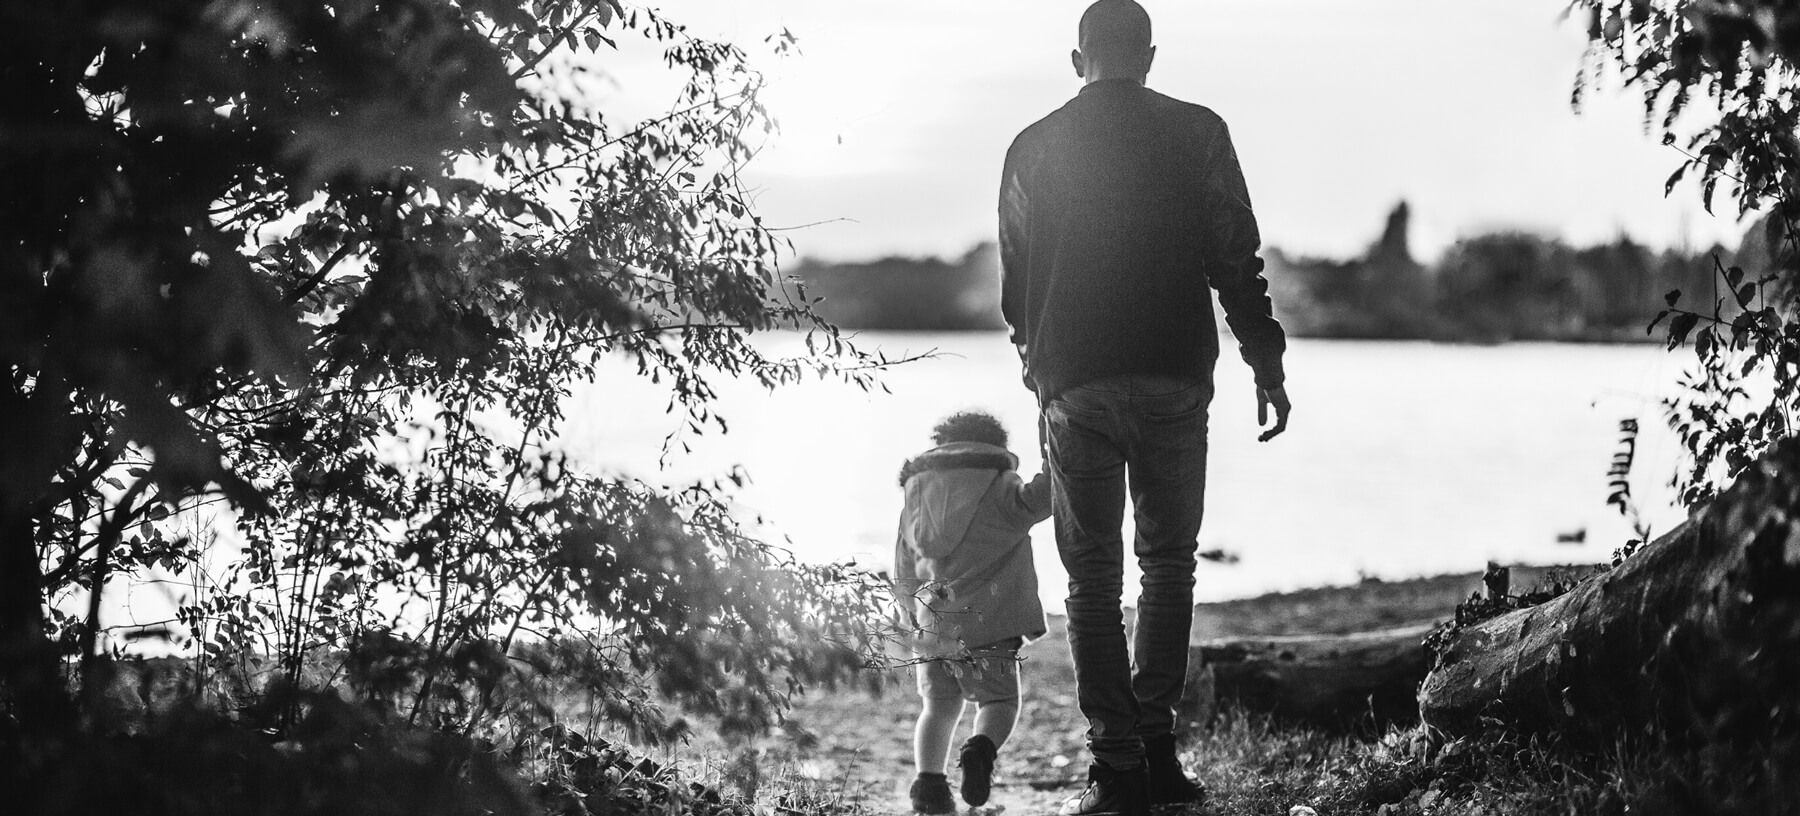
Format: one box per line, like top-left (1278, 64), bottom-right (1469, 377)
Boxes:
top-left (893, 441), bottom-right (1051, 653)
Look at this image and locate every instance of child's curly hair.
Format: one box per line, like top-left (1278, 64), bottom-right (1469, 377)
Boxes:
top-left (931, 411), bottom-right (1008, 448)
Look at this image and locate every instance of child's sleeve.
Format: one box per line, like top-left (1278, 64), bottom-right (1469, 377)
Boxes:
top-left (997, 470), bottom-right (1054, 528)
top-left (891, 526), bottom-right (923, 632)
top-left (892, 526), bottom-right (919, 597)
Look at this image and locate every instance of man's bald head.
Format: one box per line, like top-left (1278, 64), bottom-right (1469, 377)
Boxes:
top-left (1072, 0), bottom-right (1155, 84)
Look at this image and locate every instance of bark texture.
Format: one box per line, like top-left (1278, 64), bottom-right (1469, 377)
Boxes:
top-left (1418, 439), bottom-right (1800, 742)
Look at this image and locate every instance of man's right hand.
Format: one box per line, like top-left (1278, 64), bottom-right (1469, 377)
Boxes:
top-left (1257, 386), bottom-right (1290, 442)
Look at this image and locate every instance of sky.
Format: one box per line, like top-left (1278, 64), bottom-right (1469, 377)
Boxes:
top-left (609, 0), bottom-right (1748, 265)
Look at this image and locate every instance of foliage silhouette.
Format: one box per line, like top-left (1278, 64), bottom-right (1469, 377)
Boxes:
top-left (0, 0), bottom-right (905, 741)
top-left (1577, 0), bottom-right (1800, 508)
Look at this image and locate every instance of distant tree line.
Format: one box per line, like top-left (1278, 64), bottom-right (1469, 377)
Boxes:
top-left (789, 203), bottom-right (1757, 342)
top-left (1267, 202), bottom-right (1738, 342)
top-left (787, 243), bottom-right (1006, 331)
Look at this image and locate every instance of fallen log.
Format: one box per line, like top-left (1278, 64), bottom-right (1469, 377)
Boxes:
top-left (1186, 622), bottom-right (1438, 731)
top-left (1418, 438), bottom-right (1800, 742)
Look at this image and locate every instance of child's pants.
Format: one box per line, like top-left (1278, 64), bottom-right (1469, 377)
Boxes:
top-left (915, 637), bottom-right (1024, 704)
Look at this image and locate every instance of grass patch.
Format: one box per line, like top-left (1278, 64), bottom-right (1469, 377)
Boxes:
top-left (29, 569), bottom-right (1797, 815)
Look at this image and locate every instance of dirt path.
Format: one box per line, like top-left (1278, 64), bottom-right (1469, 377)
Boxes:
top-left (682, 569), bottom-right (1535, 815)
top-left (774, 634), bottom-right (1099, 816)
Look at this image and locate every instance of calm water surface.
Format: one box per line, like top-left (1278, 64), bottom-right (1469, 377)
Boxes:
top-left (560, 333), bottom-right (1691, 605)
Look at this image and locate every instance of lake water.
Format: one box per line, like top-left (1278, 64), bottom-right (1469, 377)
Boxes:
top-left (559, 333), bottom-right (1693, 606)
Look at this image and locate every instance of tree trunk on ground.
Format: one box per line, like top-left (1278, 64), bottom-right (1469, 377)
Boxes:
top-left (1185, 622), bottom-right (1437, 731)
top-left (1418, 439), bottom-right (1800, 743)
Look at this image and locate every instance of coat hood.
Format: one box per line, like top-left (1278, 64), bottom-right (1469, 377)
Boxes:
top-left (899, 442), bottom-right (1018, 559)
top-left (897, 441), bottom-right (1019, 486)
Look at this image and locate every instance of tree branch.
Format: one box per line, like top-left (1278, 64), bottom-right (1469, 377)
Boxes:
top-left (283, 240), bottom-right (360, 306)
top-left (78, 475), bottom-right (151, 707)
top-left (549, 321), bottom-right (751, 352)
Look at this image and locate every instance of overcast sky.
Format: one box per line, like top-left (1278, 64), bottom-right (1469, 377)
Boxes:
top-left (621, 0), bottom-right (1745, 264)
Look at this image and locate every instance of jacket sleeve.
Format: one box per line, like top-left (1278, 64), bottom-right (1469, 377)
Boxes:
top-left (996, 470), bottom-right (1053, 529)
top-left (999, 138), bottom-right (1031, 349)
top-left (891, 526), bottom-right (922, 631)
top-left (892, 526), bottom-right (919, 599)
top-left (1201, 120), bottom-right (1287, 390)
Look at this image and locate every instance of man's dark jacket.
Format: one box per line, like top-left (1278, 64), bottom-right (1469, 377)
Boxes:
top-left (999, 79), bottom-right (1286, 399)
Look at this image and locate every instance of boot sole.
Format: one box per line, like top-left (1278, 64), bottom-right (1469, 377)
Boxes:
top-left (960, 760), bottom-right (993, 806)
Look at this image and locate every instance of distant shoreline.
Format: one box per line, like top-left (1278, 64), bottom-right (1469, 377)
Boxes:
top-left (1045, 564), bottom-right (1605, 643)
top-left (1185, 563), bottom-right (1600, 639)
top-left (787, 207), bottom-right (1761, 343)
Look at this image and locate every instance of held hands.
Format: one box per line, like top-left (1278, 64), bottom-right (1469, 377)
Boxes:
top-left (1257, 385), bottom-right (1290, 442)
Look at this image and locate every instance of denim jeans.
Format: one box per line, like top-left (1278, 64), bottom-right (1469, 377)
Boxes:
top-left (1043, 374), bottom-right (1210, 770)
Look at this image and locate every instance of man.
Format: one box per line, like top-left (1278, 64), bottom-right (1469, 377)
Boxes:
top-left (998, 2), bottom-right (1291, 814)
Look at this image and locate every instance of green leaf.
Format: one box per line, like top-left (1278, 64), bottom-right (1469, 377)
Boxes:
top-left (1647, 310), bottom-right (1670, 334)
top-left (1725, 265), bottom-right (1744, 288)
top-left (1664, 289), bottom-right (1682, 307)
top-left (1735, 283), bottom-right (1755, 308)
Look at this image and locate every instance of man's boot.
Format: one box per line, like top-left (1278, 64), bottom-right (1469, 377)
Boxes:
top-left (1143, 733), bottom-right (1205, 807)
top-left (1058, 762), bottom-right (1148, 816)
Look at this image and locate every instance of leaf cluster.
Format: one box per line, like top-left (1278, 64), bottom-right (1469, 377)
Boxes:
top-left (1575, 0), bottom-right (1800, 217)
top-left (1576, 0), bottom-right (1800, 515)
top-left (1602, 418), bottom-right (1659, 563)
top-left (1645, 257), bottom-right (1799, 507)
top-left (3, 0), bottom-right (907, 739)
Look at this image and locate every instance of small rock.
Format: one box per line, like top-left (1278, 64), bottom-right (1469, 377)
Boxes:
top-left (1050, 754), bottom-right (1071, 769)
top-left (1289, 807), bottom-right (1318, 816)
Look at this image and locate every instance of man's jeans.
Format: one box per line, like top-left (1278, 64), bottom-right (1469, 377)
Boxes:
top-left (1043, 375), bottom-right (1210, 770)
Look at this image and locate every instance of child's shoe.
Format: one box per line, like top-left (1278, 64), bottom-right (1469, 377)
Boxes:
top-left (957, 734), bottom-right (999, 806)
top-left (911, 772), bottom-right (957, 814)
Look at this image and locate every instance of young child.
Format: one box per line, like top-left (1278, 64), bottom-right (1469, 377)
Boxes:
top-left (893, 411), bottom-right (1052, 814)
